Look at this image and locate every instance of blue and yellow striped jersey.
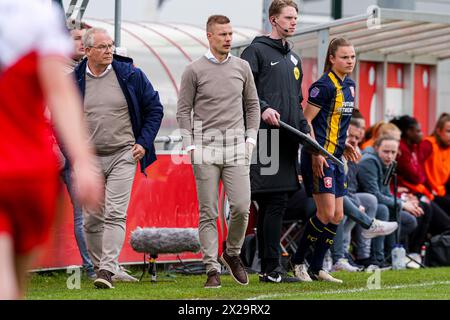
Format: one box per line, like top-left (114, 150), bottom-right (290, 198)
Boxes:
top-left (307, 70), bottom-right (355, 158)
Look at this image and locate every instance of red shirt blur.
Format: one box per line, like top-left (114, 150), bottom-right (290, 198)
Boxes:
top-left (0, 1), bottom-right (72, 180)
top-left (396, 139), bottom-right (427, 186)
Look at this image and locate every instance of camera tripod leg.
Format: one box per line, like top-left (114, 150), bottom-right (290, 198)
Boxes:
top-left (149, 254), bottom-right (158, 282)
top-left (139, 253), bottom-right (146, 282)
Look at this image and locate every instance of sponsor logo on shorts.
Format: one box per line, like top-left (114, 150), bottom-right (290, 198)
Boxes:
top-left (324, 177), bottom-right (332, 189)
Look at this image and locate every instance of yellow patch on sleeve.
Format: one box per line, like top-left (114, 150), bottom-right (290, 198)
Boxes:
top-left (294, 66), bottom-right (300, 80)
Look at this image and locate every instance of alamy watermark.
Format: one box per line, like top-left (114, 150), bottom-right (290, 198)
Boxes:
top-left (66, 266), bottom-right (81, 290)
top-left (366, 268), bottom-right (382, 290)
top-left (169, 125), bottom-right (281, 176)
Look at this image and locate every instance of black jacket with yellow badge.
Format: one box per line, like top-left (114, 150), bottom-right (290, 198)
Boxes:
top-left (241, 36), bottom-right (310, 194)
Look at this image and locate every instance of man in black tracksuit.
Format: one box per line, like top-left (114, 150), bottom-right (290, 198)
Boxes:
top-left (241, 0), bottom-right (310, 283)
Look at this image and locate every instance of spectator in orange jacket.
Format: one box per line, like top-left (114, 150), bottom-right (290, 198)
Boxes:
top-left (421, 113), bottom-right (450, 216)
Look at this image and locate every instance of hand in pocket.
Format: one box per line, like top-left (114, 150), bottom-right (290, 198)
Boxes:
top-left (245, 142), bottom-right (255, 165)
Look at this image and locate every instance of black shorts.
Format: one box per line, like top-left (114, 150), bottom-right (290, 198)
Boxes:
top-left (300, 151), bottom-right (347, 198)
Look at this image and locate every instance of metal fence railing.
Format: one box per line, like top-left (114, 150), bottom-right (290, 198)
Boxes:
top-left (154, 135), bottom-right (183, 150)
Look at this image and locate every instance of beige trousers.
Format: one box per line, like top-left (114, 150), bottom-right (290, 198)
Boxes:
top-left (192, 140), bottom-right (253, 274)
top-left (83, 147), bottom-right (137, 274)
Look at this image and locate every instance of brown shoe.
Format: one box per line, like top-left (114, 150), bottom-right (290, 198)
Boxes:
top-left (94, 269), bottom-right (115, 289)
top-left (204, 270), bottom-right (221, 289)
top-left (220, 252), bottom-right (249, 285)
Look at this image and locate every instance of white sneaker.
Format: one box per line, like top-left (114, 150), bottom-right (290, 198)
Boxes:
top-left (361, 219), bottom-right (398, 239)
top-left (112, 269), bottom-right (139, 282)
top-left (309, 269), bottom-right (343, 283)
top-left (331, 258), bottom-right (360, 272)
top-left (294, 264), bottom-right (312, 282)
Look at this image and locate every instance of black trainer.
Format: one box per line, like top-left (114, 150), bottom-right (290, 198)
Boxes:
top-left (258, 273), bottom-right (266, 282)
top-left (260, 271), bottom-right (300, 283)
top-left (376, 260), bottom-right (392, 270)
top-left (345, 253), bottom-right (364, 270)
top-left (94, 269), bottom-right (115, 289)
top-left (355, 257), bottom-right (381, 270)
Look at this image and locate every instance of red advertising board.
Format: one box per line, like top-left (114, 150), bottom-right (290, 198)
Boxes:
top-left (34, 154), bottom-right (203, 270)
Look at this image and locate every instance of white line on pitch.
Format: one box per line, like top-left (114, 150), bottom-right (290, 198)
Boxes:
top-left (247, 280), bottom-right (450, 300)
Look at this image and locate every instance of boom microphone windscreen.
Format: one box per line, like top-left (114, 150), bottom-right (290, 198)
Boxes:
top-left (130, 227), bottom-right (201, 255)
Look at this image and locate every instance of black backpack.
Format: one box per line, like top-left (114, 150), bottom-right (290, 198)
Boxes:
top-left (426, 231), bottom-right (450, 267)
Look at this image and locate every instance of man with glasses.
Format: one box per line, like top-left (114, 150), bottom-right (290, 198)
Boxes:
top-left (73, 27), bottom-right (164, 289)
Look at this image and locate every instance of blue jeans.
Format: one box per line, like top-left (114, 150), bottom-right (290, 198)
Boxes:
top-left (370, 204), bottom-right (390, 262)
top-left (350, 193), bottom-right (378, 260)
top-left (331, 194), bottom-right (376, 262)
top-left (61, 165), bottom-right (94, 272)
top-left (331, 215), bottom-right (346, 263)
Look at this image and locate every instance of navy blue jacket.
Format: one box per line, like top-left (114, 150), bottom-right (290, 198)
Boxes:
top-left (74, 55), bottom-right (164, 174)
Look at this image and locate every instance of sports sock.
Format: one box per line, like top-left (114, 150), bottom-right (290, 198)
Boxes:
top-left (309, 223), bottom-right (339, 273)
top-left (291, 215), bottom-right (325, 265)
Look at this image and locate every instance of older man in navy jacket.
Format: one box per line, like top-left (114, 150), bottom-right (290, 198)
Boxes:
top-left (73, 27), bottom-right (163, 289)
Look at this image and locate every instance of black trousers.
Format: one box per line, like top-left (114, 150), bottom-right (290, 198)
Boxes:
top-left (408, 199), bottom-right (450, 252)
top-left (409, 201), bottom-right (433, 253)
top-left (253, 192), bottom-right (289, 274)
top-left (428, 200), bottom-right (450, 235)
top-left (434, 194), bottom-right (450, 217)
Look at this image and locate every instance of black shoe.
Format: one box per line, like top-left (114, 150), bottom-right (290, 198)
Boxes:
top-left (261, 271), bottom-right (300, 283)
top-left (376, 260), bottom-right (392, 270)
top-left (94, 269), bottom-right (115, 289)
top-left (258, 273), bottom-right (265, 282)
top-left (355, 257), bottom-right (380, 269)
top-left (345, 253), bottom-right (364, 270)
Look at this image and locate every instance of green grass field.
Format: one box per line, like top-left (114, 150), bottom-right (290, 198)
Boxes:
top-left (26, 266), bottom-right (450, 300)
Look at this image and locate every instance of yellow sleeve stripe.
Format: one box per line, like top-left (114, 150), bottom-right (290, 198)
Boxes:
top-left (307, 100), bottom-right (322, 109)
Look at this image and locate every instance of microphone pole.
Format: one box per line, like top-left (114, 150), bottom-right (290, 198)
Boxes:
top-left (392, 166), bottom-right (400, 244)
top-left (382, 160), bottom-right (400, 266)
top-left (383, 160), bottom-right (397, 186)
top-left (383, 161), bottom-right (400, 243)
top-left (383, 160), bottom-right (427, 268)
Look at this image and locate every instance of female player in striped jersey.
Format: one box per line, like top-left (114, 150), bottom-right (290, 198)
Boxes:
top-left (291, 38), bottom-right (360, 283)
